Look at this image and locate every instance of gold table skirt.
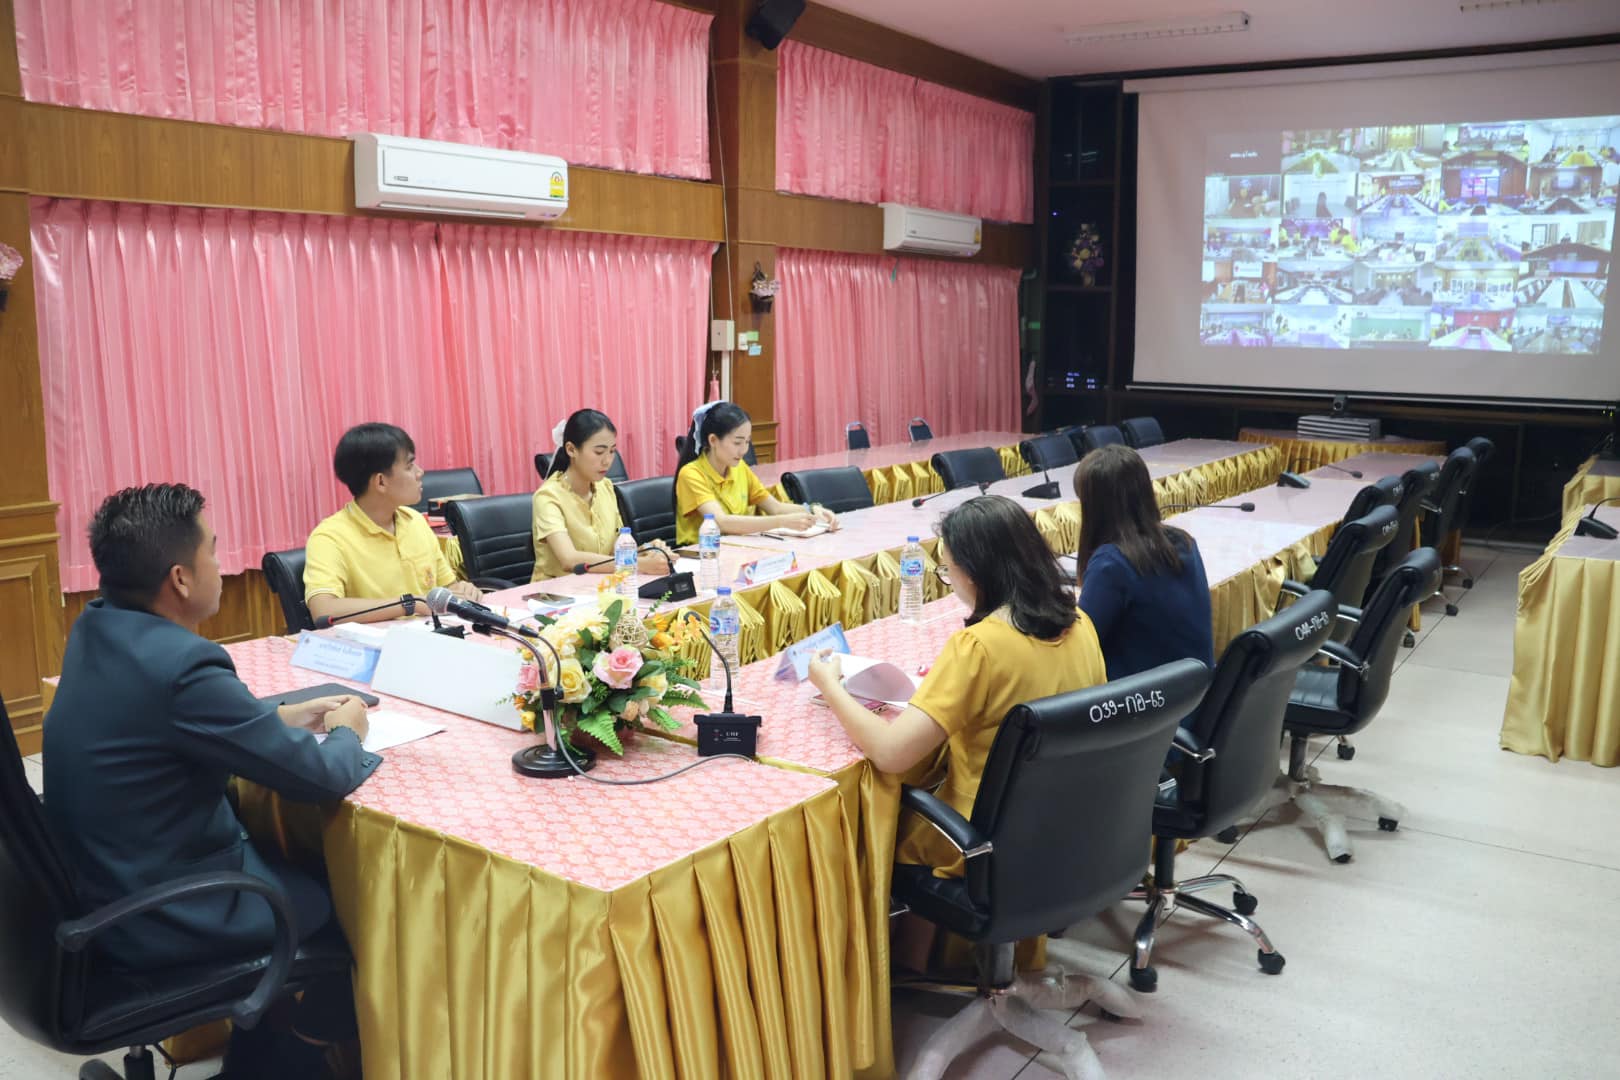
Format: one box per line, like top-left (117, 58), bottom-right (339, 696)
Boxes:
top-left (1500, 509), bottom-right (1620, 768)
top-left (1238, 429), bottom-right (1446, 474)
top-left (1561, 455), bottom-right (1620, 520)
top-left (239, 780), bottom-right (874, 1079)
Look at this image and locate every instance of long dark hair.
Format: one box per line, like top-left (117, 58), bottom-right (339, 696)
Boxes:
top-left (548, 409), bottom-right (617, 478)
top-left (677, 402), bottom-right (751, 473)
top-left (1073, 444), bottom-right (1191, 578)
top-left (936, 495), bottom-right (1076, 641)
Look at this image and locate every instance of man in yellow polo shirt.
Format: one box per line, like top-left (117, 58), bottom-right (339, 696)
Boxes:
top-left (304, 423), bottom-right (481, 624)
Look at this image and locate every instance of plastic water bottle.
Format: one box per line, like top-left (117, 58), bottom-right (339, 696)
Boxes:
top-left (899, 536), bottom-right (925, 624)
top-left (614, 527), bottom-right (638, 598)
top-left (698, 514), bottom-right (722, 593)
top-left (709, 587), bottom-right (741, 686)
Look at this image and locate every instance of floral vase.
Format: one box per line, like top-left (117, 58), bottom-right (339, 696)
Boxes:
top-left (1080, 270), bottom-right (1096, 288)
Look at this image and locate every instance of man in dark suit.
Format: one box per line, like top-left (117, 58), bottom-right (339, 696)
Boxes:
top-left (43, 484), bottom-right (377, 1076)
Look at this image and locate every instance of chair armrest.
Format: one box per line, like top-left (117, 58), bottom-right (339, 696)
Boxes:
top-left (900, 786), bottom-right (992, 861)
top-left (57, 871), bottom-right (299, 1031)
top-left (1421, 501), bottom-right (1440, 515)
top-left (1316, 640), bottom-right (1369, 677)
top-left (1167, 727), bottom-right (1216, 763)
top-left (472, 577), bottom-right (518, 592)
top-left (1336, 603), bottom-right (1363, 626)
top-left (1279, 579), bottom-right (1310, 598)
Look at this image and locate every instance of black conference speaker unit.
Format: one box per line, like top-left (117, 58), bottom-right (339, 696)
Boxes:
top-left (746, 0), bottom-right (805, 49)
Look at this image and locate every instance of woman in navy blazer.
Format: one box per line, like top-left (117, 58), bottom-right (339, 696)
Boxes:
top-left (1072, 444), bottom-right (1216, 679)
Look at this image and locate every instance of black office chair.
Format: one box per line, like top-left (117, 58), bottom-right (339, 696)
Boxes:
top-left (0, 698), bottom-right (353, 1080)
top-left (1080, 425), bottom-right (1127, 454)
top-left (1338, 476), bottom-right (1401, 531)
top-left (909, 417), bottom-right (934, 442)
top-left (1274, 549), bottom-right (1442, 863)
top-left (260, 548), bottom-right (315, 635)
top-left (1019, 433), bottom-right (1080, 475)
top-left (1444, 436), bottom-right (1495, 585)
top-left (893, 660), bottom-right (1212, 1077)
top-left (443, 494), bottom-right (535, 589)
top-left (845, 422), bottom-right (871, 451)
top-left (1364, 461), bottom-right (1437, 605)
top-left (1418, 447), bottom-right (1478, 615)
top-left (781, 467), bottom-right (874, 514)
top-left (413, 467), bottom-right (483, 514)
top-left (614, 477), bottom-right (678, 546)
top-left (534, 450), bottom-right (628, 483)
top-left (931, 448), bottom-right (1005, 491)
top-left (1120, 417), bottom-right (1166, 449)
top-left (1061, 426), bottom-right (1090, 460)
top-left (1280, 504), bottom-right (1400, 640)
top-left (1128, 591), bottom-right (1336, 992)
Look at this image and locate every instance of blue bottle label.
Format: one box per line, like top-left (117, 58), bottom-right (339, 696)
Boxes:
top-left (901, 557), bottom-right (924, 579)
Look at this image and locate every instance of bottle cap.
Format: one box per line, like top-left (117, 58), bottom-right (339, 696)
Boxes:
top-left (907, 536), bottom-right (919, 543)
top-left (717, 586), bottom-right (732, 596)
top-left (703, 513), bottom-right (715, 520)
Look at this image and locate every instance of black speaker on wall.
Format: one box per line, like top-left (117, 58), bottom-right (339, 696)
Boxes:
top-left (746, 0), bottom-right (805, 50)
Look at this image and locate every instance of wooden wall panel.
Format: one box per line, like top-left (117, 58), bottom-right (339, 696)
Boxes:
top-left (62, 571), bottom-right (283, 652)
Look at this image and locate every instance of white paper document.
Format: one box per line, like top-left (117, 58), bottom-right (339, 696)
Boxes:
top-left (315, 709), bottom-right (445, 753)
top-left (839, 655), bottom-right (922, 709)
top-left (764, 522), bottom-right (829, 539)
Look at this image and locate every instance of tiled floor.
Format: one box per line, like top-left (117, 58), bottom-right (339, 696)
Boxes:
top-left (7, 544), bottom-right (1618, 1079)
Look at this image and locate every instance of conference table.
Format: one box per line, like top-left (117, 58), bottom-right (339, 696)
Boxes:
top-left (1240, 426), bottom-right (1447, 474)
top-left (1562, 454), bottom-right (1620, 519)
top-left (1500, 501), bottom-right (1620, 768)
top-left (752, 430), bottom-right (1032, 507)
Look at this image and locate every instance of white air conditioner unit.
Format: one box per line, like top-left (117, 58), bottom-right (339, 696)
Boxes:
top-left (881, 203), bottom-right (982, 257)
top-left (352, 133), bottom-right (569, 221)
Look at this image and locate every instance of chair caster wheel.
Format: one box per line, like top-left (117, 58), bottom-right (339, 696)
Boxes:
top-left (1216, 826), bottom-right (1240, 844)
top-left (1378, 816), bottom-right (1398, 832)
top-left (1462, 578), bottom-right (1474, 589)
top-left (1333, 852), bottom-right (1353, 864)
top-left (1258, 950), bottom-right (1286, 975)
top-left (1445, 604), bottom-right (1459, 617)
top-left (1129, 965), bottom-right (1158, 993)
top-left (1336, 742), bottom-right (1356, 760)
top-left (1233, 891), bottom-right (1258, 916)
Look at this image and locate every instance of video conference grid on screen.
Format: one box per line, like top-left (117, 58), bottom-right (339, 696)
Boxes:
top-left (1199, 118), bottom-right (1619, 355)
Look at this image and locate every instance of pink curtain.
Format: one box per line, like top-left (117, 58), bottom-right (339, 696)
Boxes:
top-left (14, 0), bottom-right (712, 179)
top-left (31, 199), bottom-right (712, 592)
top-left (775, 42), bottom-right (1033, 224)
top-left (773, 249), bottom-right (1021, 459)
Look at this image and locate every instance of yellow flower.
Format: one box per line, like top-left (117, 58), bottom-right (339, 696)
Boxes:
top-left (650, 631), bottom-right (676, 651)
top-left (557, 658), bottom-right (591, 704)
top-left (638, 670), bottom-right (669, 698)
top-left (518, 709), bottom-right (537, 732)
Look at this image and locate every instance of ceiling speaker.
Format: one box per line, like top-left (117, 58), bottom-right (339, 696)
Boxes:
top-left (746, 0), bottom-right (805, 50)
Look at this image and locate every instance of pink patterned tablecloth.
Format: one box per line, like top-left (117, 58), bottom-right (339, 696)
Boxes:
top-left (752, 429), bottom-right (1029, 487)
top-left (224, 636), bottom-right (835, 892)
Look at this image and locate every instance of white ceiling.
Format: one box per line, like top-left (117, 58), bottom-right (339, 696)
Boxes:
top-left (815, 0), bottom-right (1620, 79)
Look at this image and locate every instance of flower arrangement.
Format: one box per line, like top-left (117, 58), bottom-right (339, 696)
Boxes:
top-left (509, 596), bottom-right (707, 755)
top-left (1067, 225), bottom-right (1105, 286)
top-left (0, 241), bottom-right (21, 312)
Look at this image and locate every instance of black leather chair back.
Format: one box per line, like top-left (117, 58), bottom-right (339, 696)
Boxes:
top-left (909, 418), bottom-right (934, 442)
top-left (1421, 447), bottom-right (1477, 547)
top-left (782, 468), bottom-right (874, 514)
top-left (1369, 462), bottom-right (1438, 584)
top-left (1312, 505), bottom-right (1400, 613)
top-left (1019, 434), bottom-right (1079, 474)
top-left (615, 477), bottom-right (678, 546)
top-left (260, 548), bottom-right (315, 635)
top-left (1121, 417), bottom-right (1166, 449)
top-left (1183, 592), bottom-right (1336, 828)
top-left (932, 448), bottom-right (1005, 491)
top-left (967, 660), bottom-right (1211, 942)
top-left (444, 494), bottom-right (534, 586)
top-left (414, 467), bottom-right (483, 514)
top-left (533, 451), bottom-right (628, 483)
top-left (1450, 436), bottom-right (1495, 538)
top-left (0, 698), bottom-right (85, 1050)
top-left (1339, 479), bottom-right (1397, 530)
top-left (1332, 549), bottom-right (1441, 725)
top-left (846, 422), bottom-right (871, 451)
top-left (1080, 425), bottom-right (1127, 454)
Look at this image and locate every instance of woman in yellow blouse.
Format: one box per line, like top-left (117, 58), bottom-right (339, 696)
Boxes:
top-left (808, 495), bottom-right (1106, 878)
top-left (531, 410), bottom-right (673, 582)
top-left (673, 402), bottom-right (839, 545)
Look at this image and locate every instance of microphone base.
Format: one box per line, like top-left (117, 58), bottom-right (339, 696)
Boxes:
top-left (695, 711), bottom-right (762, 757)
top-left (512, 741), bottom-right (595, 779)
top-left (432, 623), bottom-right (467, 639)
top-left (1277, 471), bottom-right (1312, 490)
top-left (1574, 517), bottom-right (1619, 541)
top-left (640, 571), bottom-right (697, 602)
top-left (1021, 481), bottom-right (1061, 500)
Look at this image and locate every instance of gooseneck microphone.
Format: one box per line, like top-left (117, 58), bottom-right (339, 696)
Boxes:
top-left (425, 587), bottom-right (538, 636)
top-left (1574, 496), bottom-right (1620, 541)
top-left (572, 547), bottom-right (696, 600)
top-left (912, 480), bottom-right (991, 508)
top-left (311, 595), bottom-right (423, 630)
top-left (1022, 467), bottom-right (1062, 500)
top-left (681, 609), bottom-right (762, 756)
top-left (1278, 471), bottom-right (1312, 489)
top-left (1317, 461), bottom-right (1365, 479)
top-left (1161, 501), bottom-right (1256, 513)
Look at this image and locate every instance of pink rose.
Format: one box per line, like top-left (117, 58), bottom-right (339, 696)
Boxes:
top-left (516, 663), bottom-right (540, 694)
top-left (593, 647), bottom-right (644, 690)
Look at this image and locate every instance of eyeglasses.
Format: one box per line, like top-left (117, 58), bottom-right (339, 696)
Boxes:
top-left (932, 564), bottom-right (952, 586)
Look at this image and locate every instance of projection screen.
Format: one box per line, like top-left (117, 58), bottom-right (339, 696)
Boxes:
top-left (1131, 47), bottom-right (1620, 405)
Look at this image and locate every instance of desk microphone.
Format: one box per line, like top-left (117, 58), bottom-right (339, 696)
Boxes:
top-left (424, 587), bottom-right (539, 637)
top-left (680, 610), bottom-right (762, 757)
top-left (573, 547), bottom-right (697, 600)
top-left (1574, 497), bottom-right (1620, 541)
top-left (1022, 467), bottom-right (1062, 500)
top-left (1316, 462), bottom-right (1364, 479)
top-left (912, 480), bottom-right (991, 508)
top-left (1278, 471), bottom-right (1312, 489)
top-left (312, 594), bottom-right (464, 638)
top-left (1161, 501), bottom-right (1256, 513)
